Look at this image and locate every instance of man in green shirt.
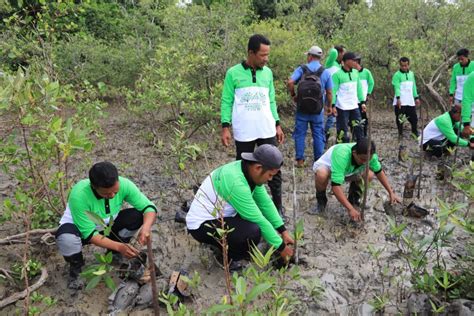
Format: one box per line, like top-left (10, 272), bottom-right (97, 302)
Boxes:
top-left (421, 105), bottom-right (474, 157)
top-left (55, 162), bottom-right (157, 289)
top-left (392, 56), bottom-right (421, 138)
top-left (449, 48), bottom-right (474, 106)
top-left (461, 71), bottom-right (474, 138)
top-left (324, 45), bottom-right (345, 143)
top-left (332, 52), bottom-right (366, 143)
top-left (355, 55), bottom-right (375, 136)
top-left (312, 138), bottom-right (401, 221)
top-left (186, 144), bottom-right (294, 270)
top-left (220, 34), bottom-right (285, 216)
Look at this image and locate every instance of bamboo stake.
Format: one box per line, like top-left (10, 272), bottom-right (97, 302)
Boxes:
top-left (417, 102), bottom-right (424, 199)
top-left (292, 163), bottom-right (299, 264)
top-left (146, 234), bottom-right (160, 316)
top-left (361, 98), bottom-right (372, 221)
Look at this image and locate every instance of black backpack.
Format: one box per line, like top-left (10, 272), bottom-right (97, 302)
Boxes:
top-left (296, 65), bottom-right (325, 114)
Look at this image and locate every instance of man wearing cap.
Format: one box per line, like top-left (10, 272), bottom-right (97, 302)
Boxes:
top-left (449, 48), bottom-right (474, 107)
top-left (324, 45), bottom-right (345, 143)
top-left (392, 56), bottom-right (420, 138)
top-left (312, 138), bottom-right (401, 220)
top-left (186, 144), bottom-right (294, 270)
top-left (220, 34), bottom-right (285, 215)
top-left (331, 52), bottom-right (366, 143)
top-left (421, 104), bottom-right (474, 158)
top-left (287, 45), bottom-right (333, 167)
top-left (55, 161), bottom-right (158, 289)
top-left (354, 55), bottom-right (374, 136)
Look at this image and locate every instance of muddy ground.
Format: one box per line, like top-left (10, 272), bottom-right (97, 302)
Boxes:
top-left (0, 103), bottom-right (472, 315)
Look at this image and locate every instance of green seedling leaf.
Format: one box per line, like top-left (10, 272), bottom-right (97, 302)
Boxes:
top-left (93, 269), bottom-right (106, 276)
top-left (104, 275), bottom-right (116, 291)
top-left (85, 211), bottom-right (106, 227)
top-left (206, 304), bottom-right (234, 314)
top-left (85, 275), bottom-right (101, 291)
top-left (246, 282), bottom-right (272, 302)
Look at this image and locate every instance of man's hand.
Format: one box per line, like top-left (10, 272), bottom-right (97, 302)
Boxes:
top-left (276, 125), bottom-right (285, 144)
top-left (279, 244), bottom-right (294, 262)
top-left (361, 104), bottom-right (367, 113)
top-left (221, 127), bottom-right (232, 147)
top-left (325, 106), bottom-right (332, 116)
top-left (396, 99), bottom-right (401, 109)
top-left (332, 106), bottom-right (338, 117)
top-left (349, 208), bottom-right (362, 222)
top-left (138, 227), bottom-right (152, 245)
top-left (389, 192), bottom-right (402, 204)
top-left (118, 243), bottom-right (140, 259)
top-left (461, 125), bottom-right (472, 138)
top-left (281, 231), bottom-right (294, 246)
top-left (449, 96), bottom-right (454, 105)
top-left (415, 99), bottom-right (421, 106)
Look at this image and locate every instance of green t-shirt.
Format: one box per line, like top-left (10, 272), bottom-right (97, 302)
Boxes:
top-left (461, 72), bottom-right (474, 125)
top-left (449, 60), bottom-right (474, 100)
top-left (433, 112), bottom-right (468, 146)
top-left (358, 67), bottom-right (375, 100)
top-left (392, 70), bottom-right (419, 106)
top-left (330, 143), bottom-right (382, 185)
top-left (67, 177), bottom-right (157, 239)
top-left (332, 68), bottom-right (365, 110)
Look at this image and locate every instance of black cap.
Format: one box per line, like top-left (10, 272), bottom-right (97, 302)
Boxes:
top-left (241, 144), bottom-right (283, 169)
top-left (342, 52), bottom-right (357, 61)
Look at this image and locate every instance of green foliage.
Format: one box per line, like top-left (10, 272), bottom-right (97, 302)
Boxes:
top-left (80, 251), bottom-right (116, 292)
top-left (0, 69), bottom-right (103, 228)
top-left (28, 291), bottom-right (57, 316)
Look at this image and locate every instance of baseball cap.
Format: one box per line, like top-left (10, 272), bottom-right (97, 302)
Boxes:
top-left (305, 46), bottom-right (323, 57)
top-left (241, 144), bottom-right (283, 169)
top-left (342, 52), bottom-right (357, 61)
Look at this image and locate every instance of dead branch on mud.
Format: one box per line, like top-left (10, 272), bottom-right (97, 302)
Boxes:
top-left (0, 267), bottom-right (48, 309)
top-left (0, 228), bottom-right (57, 246)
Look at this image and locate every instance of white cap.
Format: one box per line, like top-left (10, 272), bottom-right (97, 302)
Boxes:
top-left (305, 46), bottom-right (323, 57)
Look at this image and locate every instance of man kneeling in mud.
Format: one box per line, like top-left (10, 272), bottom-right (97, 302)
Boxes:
top-left (312, 138), bottom-right (401, 221)
top-left (186, 144), bottom-right (294, 271)
top-left (55, 162), bottom-right (157, 289)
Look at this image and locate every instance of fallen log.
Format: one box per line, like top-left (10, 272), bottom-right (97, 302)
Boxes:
top-left (0, 228), bottom-right (57, 245)
top-left (0, 267), bottom-right (48, 309)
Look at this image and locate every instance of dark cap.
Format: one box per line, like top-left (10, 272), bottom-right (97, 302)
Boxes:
top-left (342, 52), bottom-right (357, 61)
top-left (241, 144), bottom-right (283, 169)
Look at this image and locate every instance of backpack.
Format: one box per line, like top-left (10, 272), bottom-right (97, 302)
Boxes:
top-left (296, 65), bottom-right (325, 114)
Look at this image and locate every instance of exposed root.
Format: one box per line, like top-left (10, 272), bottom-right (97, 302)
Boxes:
top-left (0, 228), bottom-right (57, 245)
top-left (0, 267), bottom-right (48, 309)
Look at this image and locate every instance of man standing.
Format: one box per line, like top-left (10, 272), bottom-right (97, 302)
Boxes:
top-left (220, 34), bottom-right (285, 215)
top-left (186, 145), bottom-right (294, 270)
top-left (324, 45), bottom-right (345, 143)
top-left (287, 45), bottom-right (333, 167)
top-left (421, 105), bottom-right (473, 157)
top-left (332, 52), bottom-right (366, 143)
top-left (312, 138), bottom-right (401, 220)
top-left (355, 55), bottom-right (374, 136)
top-left (449, 48), bottom-right (474, 106)
top-left (55, 162), bottom-right (157, 289)
top-left (461, 71), bottom-right (474, 138)
top-left (392, 57), bottom-right (420, 138)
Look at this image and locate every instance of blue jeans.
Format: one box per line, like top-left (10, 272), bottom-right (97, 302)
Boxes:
top-left (293, 111), bottom-right (325, 161)
top-left (336, 108), bottom-right (363, 143)
top-left (325, 114), bottom-right (336, 134)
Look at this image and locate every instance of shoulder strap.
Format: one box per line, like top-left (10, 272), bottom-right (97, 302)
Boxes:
top-left (300, 64), bottom-right (310, 74)
top-left (315, 66), bottom-right (325, 77)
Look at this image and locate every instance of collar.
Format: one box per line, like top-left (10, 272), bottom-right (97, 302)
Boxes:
top-left (342, 66), bottom-right (352, 73)
top-left (399, 69), bottom-right (409, 74)
top-left (241, 161), bottom-right (257, 191)
top-left (308, 60), bottom-right (321, 67)
top-left (359, 67), bottom-right (364, 72)
top-left (242, 60), bottom-right (262, 71)
top-left (351, 154), bottom-right (362, 168)
top-left (461, 59), bottom-right (471, 68)
top-left (91, 185), bottom-right (104, 200)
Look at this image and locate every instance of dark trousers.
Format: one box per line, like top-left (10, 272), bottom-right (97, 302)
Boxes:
top-left (189, 215), bottom-right (261, 261)
top-left (336, 108), bottom-right (363, 143)
top-left (423, 139), bottom-right (455, 157)
top-left (55, 208), bottom-right (144, 276)
top-left (394, 105), bottom-right (418, 136)
top-left (359, 104), bottom-right (368, 136)
top-left (235, 136), bottom-right (282, 211)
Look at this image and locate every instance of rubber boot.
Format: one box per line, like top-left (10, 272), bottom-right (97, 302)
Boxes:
top-left (65, 252), bottom-right (85, 290)
top-left (311, 191), bottom-right (327, 214)
top-left (348, 181), bottom-right (362, 207)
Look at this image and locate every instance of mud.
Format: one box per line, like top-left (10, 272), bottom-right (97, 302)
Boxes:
top-left (0, 104), bottom-right (472, 315)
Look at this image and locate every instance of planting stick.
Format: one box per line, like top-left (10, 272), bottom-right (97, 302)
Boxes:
top-left (292, 163), bottom-right (299, 264)
top-left (417, 102), bottom-right (424, 199)
top-left (361, 98), bottom-right (372, 220)
top-left (146, 234), bottom-right (160, 316)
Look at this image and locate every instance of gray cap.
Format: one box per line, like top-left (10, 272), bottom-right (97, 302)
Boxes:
top-left (241, 144), bottom-right (283, 169)
top-left (305, 45), bottom-right (323, 57)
